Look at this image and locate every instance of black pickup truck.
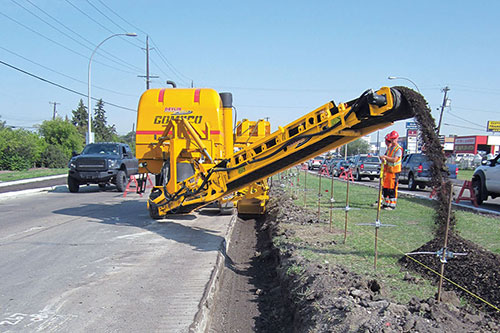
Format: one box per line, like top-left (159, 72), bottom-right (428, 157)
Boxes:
top-left (67, 142), bottom-right (139, 193)
top-left (399, 153), bottom-right (457, 190)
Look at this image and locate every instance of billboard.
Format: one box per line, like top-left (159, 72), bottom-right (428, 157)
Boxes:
top-left (487, 121), bottom-right (500, 132)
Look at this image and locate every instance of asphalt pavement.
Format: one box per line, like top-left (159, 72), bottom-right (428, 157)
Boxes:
top-left (0, 177), bottom-right (235, 332)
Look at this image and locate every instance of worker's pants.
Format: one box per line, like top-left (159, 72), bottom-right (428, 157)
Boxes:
top-left (382, 172), bottom-right (400, 208)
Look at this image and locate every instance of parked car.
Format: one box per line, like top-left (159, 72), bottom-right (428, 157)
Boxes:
top-left (320, 158), bottom-right (339, 173)
top-left (67, 142), bottom-right (139, 193)
top-left (399, 153), bottom-right (458, 190)
top-left (331, 160), bottom-right (351, 177)
top-left (350, 154), bottom-right (381, 181)
top-left (308, 156), bottom-right (325, 170)
top-left (472, 153), bottom-right (500, 205)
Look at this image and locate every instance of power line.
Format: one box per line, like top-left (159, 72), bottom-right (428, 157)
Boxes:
top-left (86, 0), bottom-right (129, 33)
top-left (0, 10), bottom-right (136, 75)
top-left (96, 0), bottom-right (148, 35)
top-left (65, 0), bottom-right (142, 50)
top-left (10, 0), bottom-right (141, 73)
top-left (23, 0), bottom-right (143, 73)
top-left (0, 59), bottom-right (137, 112)
top-left (443, 123), bottom-right (486, 132)
top-left (446, 108), bottom-right (484, 129)
top-left (0, 45), bottom-right (138, 97)
top-left (452, 106), bottom-right (498, 114)
top-left (85, 1), bottom-right (194, 87)
top-left (149, 37), bottom-right (193, 85)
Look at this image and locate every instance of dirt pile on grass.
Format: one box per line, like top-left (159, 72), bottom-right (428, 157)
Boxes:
top-left (267, 190), bottom-right (498, 332)
top-left (395, 87), bottom-right (500, 314)
top-left (399, 232), bottom-right (500, 315)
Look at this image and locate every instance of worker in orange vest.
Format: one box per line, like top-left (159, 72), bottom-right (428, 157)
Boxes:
top-left (380, 131), bottom-right (404, 210)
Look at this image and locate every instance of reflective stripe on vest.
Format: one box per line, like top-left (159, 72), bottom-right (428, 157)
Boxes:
top-left (384, 144), bottom-right (402, 173)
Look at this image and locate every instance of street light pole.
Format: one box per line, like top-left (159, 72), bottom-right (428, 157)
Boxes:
top-left (387, 76), bottom-right (420, 93)
top-left (87, 33), bottom-right (137, 144)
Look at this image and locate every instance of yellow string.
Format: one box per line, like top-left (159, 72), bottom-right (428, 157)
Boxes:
top-left (349, 214), bottom-right (500, 312)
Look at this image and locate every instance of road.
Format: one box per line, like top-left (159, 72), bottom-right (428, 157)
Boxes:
top-left (0, 184), bottom-right (233, 332)
top-left (305, 169), bottom-right (500, 215)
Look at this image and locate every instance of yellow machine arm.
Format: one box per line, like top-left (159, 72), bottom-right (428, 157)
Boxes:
top-left (148, 86), bottom-right (419, 218)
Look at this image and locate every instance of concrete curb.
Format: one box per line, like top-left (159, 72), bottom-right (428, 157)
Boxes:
top-left (0, 185), bottom-right (66, 201)
top-left (0, 174), bottom-right (66, 187)
top-left (190, 213), bottom-right (238, 333)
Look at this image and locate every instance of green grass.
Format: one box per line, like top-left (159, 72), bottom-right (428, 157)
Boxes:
top-left (457, 169), bottom-right (474, 181)
top-left (0, 168), bottom-right (67, 182)
top-left (271, 170), bottom-right (499, 304)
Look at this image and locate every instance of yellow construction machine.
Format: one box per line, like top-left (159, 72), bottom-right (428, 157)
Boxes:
top-left (135, 85), bottom-right (418, 219)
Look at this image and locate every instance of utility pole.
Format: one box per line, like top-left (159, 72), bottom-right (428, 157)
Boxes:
top-left (437, 86), bottom-right (450, 136)
top-left (49, 101), bottom-right (60, 120)
top-left (138, 35), bottom-right (159, 90)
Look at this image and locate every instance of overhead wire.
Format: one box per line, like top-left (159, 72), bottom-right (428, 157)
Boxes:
top-left (0, 59), bottom-right (137, 112)
top-left (443, 123), bottom-right (486, 131)
top-left (64, 0), bottom-right (142, 50)
top-left (83, 0), bottom-right (195, 87)
top-left (23, 0), bottom-right (143, 73)
top-left (0, 10), bottom-right (137, 75)
top-left (0, 46), bottom-right (138, 97)
top-left (446, 108), bottom-right (485, 129)
top-left (10, 0), bottom-right (141, 73)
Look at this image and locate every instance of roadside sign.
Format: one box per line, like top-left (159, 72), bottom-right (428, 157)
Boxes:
top-left (487, 121), bottom-right (500, 132)
top-left (406, 121), bottom-right (418, 129)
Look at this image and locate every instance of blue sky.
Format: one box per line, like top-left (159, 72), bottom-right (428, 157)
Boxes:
top-left (1, 0), bottom-right (499, 140)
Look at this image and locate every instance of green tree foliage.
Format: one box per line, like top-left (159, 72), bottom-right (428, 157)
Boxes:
top-left (0, 127), bottom-right (46, 170)
top-left (0, 115), bottom-right (6, 130)
top-left (39, 145), bottom-right (68, 168)
top-left (345, 139), bottom-right (371, 156)
top-left (71, 99), bottom-right (88, 143)
top-left (93, 99), bottom-right (117, 142)
top-left (117, 130), bottom-right (136, 154)
top-left (38, 119), bottom-right (83, 160)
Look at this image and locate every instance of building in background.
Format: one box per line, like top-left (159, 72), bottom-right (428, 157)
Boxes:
top-left (454, 135), bottom-right (500, 155)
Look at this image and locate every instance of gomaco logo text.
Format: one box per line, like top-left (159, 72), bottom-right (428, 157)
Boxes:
top-left (154, 115), bottom-right (203, 124)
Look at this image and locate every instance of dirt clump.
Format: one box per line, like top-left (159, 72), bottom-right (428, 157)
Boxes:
top-left (267, 191), bottom-right (498, 332)
top-left (399, 232), bottom-right (500, 315)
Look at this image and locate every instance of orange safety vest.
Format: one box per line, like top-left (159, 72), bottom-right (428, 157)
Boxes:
top-left (384, 144), bottom-right (403, 173)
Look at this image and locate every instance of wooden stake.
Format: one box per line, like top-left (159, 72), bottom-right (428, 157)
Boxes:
top-left (343, 179), bottom-right (350, 244)
top-left (329, 176), bottom-right (334, 232)
top-left (318, 171), bottom-right (322, 222)
top-left (304, 169), bottom-right (307, 207)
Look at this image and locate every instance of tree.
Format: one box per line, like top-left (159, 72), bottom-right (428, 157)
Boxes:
top-left (93, 99), bottom-right (117, 142)
top-left (0, 127), bottom-right (46, 170)
top-left (117, 130), bottom-right (136, 154)
top-left (39, 119), bottom-right (83, 160)
top-left (0, 115), bottom-right (6, 130)
top-left (71, 99), bottom-right (88, 143)
top-left (345, 139), bottom-right (371, 156)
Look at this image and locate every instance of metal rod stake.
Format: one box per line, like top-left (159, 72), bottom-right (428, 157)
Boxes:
top-left (437, 182), bottom-right (454, 303)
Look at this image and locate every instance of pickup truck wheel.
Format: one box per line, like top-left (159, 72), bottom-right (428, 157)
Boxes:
top-left (473, 177), bottom-right (484, 205)
top-left (408, 174), bottom-right (417, 191)
top-left (115, 170), bottom-right (128, 192)
top-left (355, 170), bottom-right (361, 181)
top-left (67, 176), bottom-right (79, 193)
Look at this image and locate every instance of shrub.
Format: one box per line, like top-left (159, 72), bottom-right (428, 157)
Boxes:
top-left (40, 145), bottom-right (68, 168)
